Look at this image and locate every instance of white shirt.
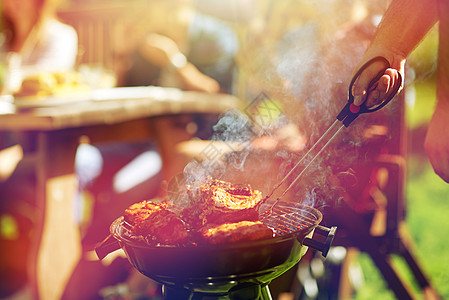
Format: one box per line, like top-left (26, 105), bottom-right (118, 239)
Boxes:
top-left (22, 18), bottom-right (78, 72)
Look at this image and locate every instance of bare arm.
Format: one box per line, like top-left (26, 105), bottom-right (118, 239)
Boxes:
top-left (139, 33), bottom-right (220, 93)
top-left (371, 0), bottom-right (438, 58)
top-left (352, 0), bottom-right (438, 106)
top-left (424, 0), bottom-right (449, 183)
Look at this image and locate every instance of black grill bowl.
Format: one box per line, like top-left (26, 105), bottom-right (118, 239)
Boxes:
top-left (96, 202), bottom-right (336, 294)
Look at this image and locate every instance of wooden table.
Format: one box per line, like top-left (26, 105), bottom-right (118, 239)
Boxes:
top-left (0, 86), bottom-right (240, 300)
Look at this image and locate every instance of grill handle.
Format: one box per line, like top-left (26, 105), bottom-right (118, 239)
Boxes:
top-left (302, 225), bottom-right (337, 257)
top-left (95, 234), bottom-right (121, 260)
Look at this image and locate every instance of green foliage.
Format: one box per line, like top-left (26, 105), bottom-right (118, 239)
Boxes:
top-left (406, 159), bottom-right (449, 298)
top-left (353, 253), bottom-right (396, 300)
top-left (405, 81), bottom-right (437, 130)
top-left (408, 26), bottom-right (439, 81)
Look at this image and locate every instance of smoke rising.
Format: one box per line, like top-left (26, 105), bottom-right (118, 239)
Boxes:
top-left (181, 1), bottom-right (397, 209)
top-left (276, 24), bottom-right (320, 101)
top-left (212, 110), bottom-right (254, 143)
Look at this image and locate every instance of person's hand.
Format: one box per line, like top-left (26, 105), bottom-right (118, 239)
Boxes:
top-left (424, 101), bottom-right (449, 183)
top-left (351, 50), bottom-right (405, 108)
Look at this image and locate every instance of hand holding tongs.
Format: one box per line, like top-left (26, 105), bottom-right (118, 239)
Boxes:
top-left (337, 56), bottom-right (403, 126)
top-left (260, 56), bottom-right (403, 216)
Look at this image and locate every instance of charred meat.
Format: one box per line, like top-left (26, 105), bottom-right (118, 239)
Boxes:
top-left (124, 200), bottom-right (189, 245)
top-left (199, 221), bottom-right (273, 245)
top-left (182, 178), bottom-right (263, 228)
top-left (124, 178), bottom-right (272, 245)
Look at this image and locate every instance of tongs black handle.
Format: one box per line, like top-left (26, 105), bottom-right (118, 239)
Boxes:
top-left (337, 56), bottom-right (403, 127)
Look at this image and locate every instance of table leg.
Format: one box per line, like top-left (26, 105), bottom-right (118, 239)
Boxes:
top-left (30, 131), bottom-right (82, 300)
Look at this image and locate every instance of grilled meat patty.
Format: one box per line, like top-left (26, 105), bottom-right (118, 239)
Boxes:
top-left (199, 221), bottom-right (273, 245)
top-left (124, 200), bottom-right (189, 244)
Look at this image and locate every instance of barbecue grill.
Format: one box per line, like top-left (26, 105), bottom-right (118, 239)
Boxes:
top-left (96, 201), bottom-right (336, 300)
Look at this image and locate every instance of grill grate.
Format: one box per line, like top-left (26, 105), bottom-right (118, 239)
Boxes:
top-left (260, 203), bottom-right (320, 236)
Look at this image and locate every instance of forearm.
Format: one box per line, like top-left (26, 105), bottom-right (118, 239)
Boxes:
top-left (369, 0), bottom-right (438, 61)
top-left (140, 33), bottom-right (183, 68)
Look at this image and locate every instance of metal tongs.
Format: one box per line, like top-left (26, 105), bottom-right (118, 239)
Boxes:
top-left (260, 56), bottom-right (403, 217)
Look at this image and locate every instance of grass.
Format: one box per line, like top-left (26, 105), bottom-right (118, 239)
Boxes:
top-left (405, 157), bottom-right (449, 298)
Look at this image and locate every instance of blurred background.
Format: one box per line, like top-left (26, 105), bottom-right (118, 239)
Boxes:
top-left (1, 0), bottom-right (448, 299)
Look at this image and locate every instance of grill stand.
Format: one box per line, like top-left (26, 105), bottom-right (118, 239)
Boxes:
top-left (328, 202), bottom-right (440, 300)
top-left (324, 157), bottom-right (441, 300)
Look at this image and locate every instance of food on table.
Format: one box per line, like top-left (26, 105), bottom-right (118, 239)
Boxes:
top-left (13, 71), bottom-right (88, 98)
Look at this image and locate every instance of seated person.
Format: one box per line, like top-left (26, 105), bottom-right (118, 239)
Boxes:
top-left (115, 0), bottom-right (239, 94)
top-left (0, 0), bottom-right (78, 94)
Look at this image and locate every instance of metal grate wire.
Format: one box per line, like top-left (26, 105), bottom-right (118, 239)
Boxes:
top-left (260, 204), bottom-right (319, 236)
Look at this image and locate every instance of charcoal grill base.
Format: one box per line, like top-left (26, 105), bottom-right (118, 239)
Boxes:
top-left (162, 282), bottom-right (272, 300)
